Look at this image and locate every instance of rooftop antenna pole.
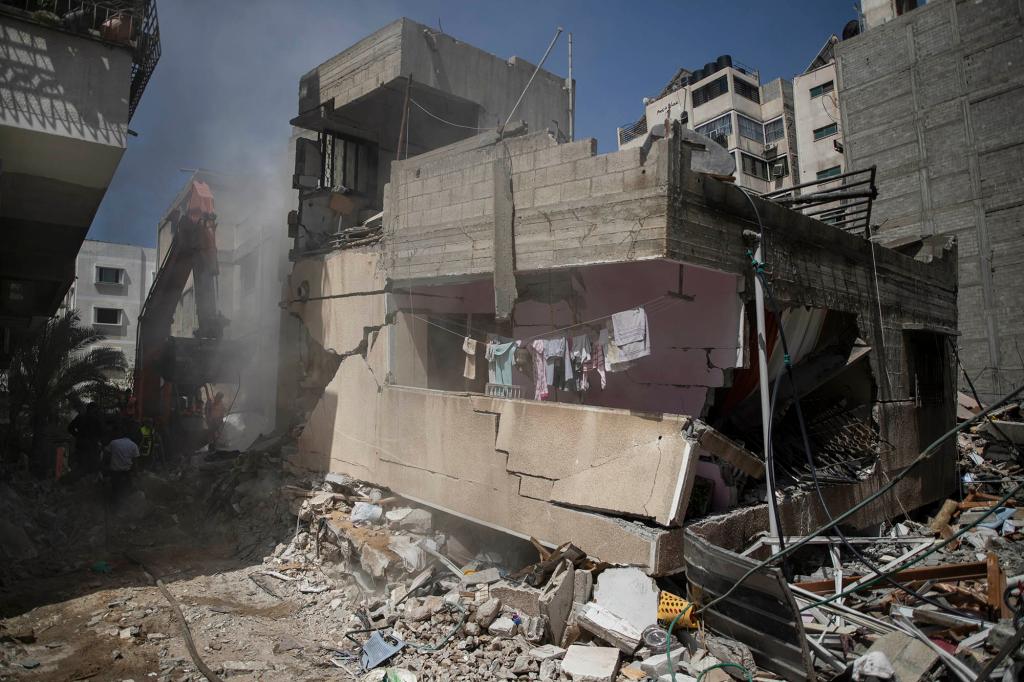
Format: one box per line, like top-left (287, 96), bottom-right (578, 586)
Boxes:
top-left (501, 26), bottom-right (563, 135)
top-left (567, 32), bottom-right (574, 142)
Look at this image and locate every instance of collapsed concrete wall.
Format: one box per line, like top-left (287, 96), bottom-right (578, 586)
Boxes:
top-left (285, 248), bottom-right (779, 573)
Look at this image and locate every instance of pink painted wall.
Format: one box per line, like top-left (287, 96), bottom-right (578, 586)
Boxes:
top-left (391, 259), bottom-right (745, 418)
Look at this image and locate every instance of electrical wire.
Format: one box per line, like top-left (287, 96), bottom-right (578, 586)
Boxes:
top-left (410, 98), bottom-right (494, 131)
top-left (739, 185), bottom-right (989, 620)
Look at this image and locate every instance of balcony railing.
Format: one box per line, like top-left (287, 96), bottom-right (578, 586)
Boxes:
top-left (0, 0), bottom-right (160, 119)
top-left (616, 115), bottom-right (648, 147)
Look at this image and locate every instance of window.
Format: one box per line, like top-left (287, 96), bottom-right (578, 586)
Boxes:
top-left (323, 133), bottom-right (376, 195)
top-left (763, 118), bottom-right (785, 144)
top-left (694, 113), bottom-right (732, 145)
top-left (95, 266), bottom-right (123, 284)
top-left (810, 81), bottom-right (834, 99)
top-left (813, 123), bottom-right (839, 141)
top-left (817, 165), bottom-right (842, 180)
top-left (737, 114), bottom-right (764, 143)
top-left (94, 307), bottom-right (122, 325)
top-left (733, 76), bottom-right (760, 103)
top-left (692, 75), bottom-right (728, 107)
top-left (741, 153), bottom-right (769, 181)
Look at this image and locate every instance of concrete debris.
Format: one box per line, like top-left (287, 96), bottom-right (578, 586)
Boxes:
top-left (864, 632), bottom-right (937, 682)
top-left (593, 567), bottom-right (659, 632)
top-left (852, 650), bottom-right (895, 681)
top-left (487, 616), bottom-right (518, 638)
top-left (529, 644), bottom-right (566, 661)
top-left (561, 644), bottom-right (621, 682)
top-left (351, 501), bottom-right (384, 523)
top-left (577, 602), bottom-right (643, 654)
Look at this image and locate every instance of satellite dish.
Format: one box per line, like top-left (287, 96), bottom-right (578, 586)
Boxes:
top-left (676, 127), bottom-right (737, 177)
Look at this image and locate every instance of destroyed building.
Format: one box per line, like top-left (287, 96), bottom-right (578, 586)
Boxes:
top-left (279, 18), bottom-right (958, 575)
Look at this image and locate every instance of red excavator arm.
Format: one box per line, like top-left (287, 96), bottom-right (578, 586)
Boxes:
top-left (134, 180), bottom-right (231, 428)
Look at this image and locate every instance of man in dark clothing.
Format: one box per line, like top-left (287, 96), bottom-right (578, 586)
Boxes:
top-left (68, 403), bottom-right (103, 476)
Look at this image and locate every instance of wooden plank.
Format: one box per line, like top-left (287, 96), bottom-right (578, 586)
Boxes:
top-left (987, 552), bottom-right (1012, 620)
top-left (795, 560), bottom-right (988, 594)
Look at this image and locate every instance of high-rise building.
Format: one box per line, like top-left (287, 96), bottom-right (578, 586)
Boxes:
top-left (0, 0), bottom-right (160, 364)
top-left (793, 36), bottom-right (846, 185)
top-left (616, 56), bottom-right (799, 193)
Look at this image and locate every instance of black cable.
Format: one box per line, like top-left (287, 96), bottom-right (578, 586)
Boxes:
top-left (738, 187), bottom-right (982, 620)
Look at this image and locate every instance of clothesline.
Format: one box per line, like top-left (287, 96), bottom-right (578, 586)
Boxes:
top-left (402, 293), bottom-right (684, 346)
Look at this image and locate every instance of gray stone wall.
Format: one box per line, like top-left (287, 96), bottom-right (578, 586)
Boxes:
top-left (836, 0), bottom-right (1024, 400)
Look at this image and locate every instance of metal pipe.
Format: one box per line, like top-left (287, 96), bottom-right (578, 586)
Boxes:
top-left (775, 189), bottom-right (877, 205)
top-left (567, 32), bottom-right (574, 142)
top-left (763, 167), bottom-right (874, 196)
top-left (501, 27), bottom-right (563, 133)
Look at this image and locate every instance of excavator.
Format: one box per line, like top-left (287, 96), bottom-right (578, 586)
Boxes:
top-left (134, 179), bottom-right (243, 456)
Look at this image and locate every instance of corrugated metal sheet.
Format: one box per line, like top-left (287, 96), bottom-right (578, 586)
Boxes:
top-left (684, 528), bottom-right (815, 681)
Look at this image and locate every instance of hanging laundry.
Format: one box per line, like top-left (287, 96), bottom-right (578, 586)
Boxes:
top-left (587, 328), bottom-right (608, 389)
top-left (563, 336), bottom-right (575, 386)
top-left (571, 333), bottom-right (592, 391)
top-left (543, 337), bottom-right (566, 390)
top-left (610, 307), bottom-right (651, 364)
top-left (485, 338), bottom-right (518, 385)
top-left (529, 339), bottom-right (548, 400)
top-left (462, 337), bottom-right (477, 380)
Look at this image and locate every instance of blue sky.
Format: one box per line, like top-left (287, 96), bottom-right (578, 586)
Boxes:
top-left (90, 0), bottom-right (857, 247)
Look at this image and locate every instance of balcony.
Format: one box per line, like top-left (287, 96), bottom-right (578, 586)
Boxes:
top-left (0, 0), bottom-right (161, 119)
top-left (616, 115), bottom-right (648, 148)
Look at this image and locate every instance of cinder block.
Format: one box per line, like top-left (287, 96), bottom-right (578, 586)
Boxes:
top-left (591, 172), bottom-right (625, 196)
top-left (561, 178), bottom-right (591, 202)
top-left (534, 185), bottom-right (561, 207)
top-left (607, 148), bottom-right (642, 173)
top-left (575, 155), bottom-right (608, 179)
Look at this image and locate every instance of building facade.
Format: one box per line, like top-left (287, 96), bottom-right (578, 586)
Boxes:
top-left (62, 239), bottom-right (156, 376)
top-left (836, 0), bottom-right (1024, 400)
top-left (793, 36), bottom-right (847, 185)
top-left (0, 0), bottom-right (159, 364)
top-left (616, 57), bottom-right (800, 193)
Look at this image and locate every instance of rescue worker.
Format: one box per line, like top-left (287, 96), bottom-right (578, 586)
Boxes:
top-left (104, 421), bottom-right (140, 504)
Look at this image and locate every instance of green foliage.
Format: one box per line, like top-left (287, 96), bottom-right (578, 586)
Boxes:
top-left (4, 311), bottom-right (128, 458)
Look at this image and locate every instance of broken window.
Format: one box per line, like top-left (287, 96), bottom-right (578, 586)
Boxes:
top-left (692, 75), bottom-right (728, 107)
top-left (322, 133), bottom-right (376, 196)
top-left (95, 266), bottom-right (123, 284)
top-left (733, 76), bottom-right (760, 103)
top-left (94, 307), bottom-right (122, 325)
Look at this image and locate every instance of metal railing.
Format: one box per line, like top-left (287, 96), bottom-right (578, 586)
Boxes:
top-left (616, 115), bottom-right (648, 146)
top-left (762, 166), bottom-right (878, 237)
top-left (0, 0), bottom-right (160, 119)
top-left (731, 59), bottom-right (760, 80)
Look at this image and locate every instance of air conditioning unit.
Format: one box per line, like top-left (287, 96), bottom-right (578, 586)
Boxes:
top-left (771, 162), bottom-right (786, 178)
top-left (763, 143), bottom-right (778, 158)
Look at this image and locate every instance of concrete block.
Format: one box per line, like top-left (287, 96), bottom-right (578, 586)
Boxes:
top-left (530, 644), bottom-right (566, 661)
top-left (865, 631), bottom-right (939, 681)
top-left (561, 644), bottom-right (620, 682)
top-left (475, 597), bottom-right (502, 627)
top-left (573, 570), bottom-right (593, 605)
top-left (640, 652), bottom-right (685, 678)
top-left (488, 616), bottom-right (518, 637)
top-left (561, 178), bottom-right (592, 202)
top-left (577, 602), bottom-right (642, 654)
top-left (491, 581), bottom-right (543, 617)
top-left (540, 562), bottom-right (575, 645)
top-left (593, 567), bottom-right (660, 632)
top-left (534, 185), bottom-right (561, 206)
top-left (590, 171), bottom-right (624, 196)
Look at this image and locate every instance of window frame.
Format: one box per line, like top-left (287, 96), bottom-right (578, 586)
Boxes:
top-left (733, 76), bottom-right (761, 104)
top-left (736, 113), bottom-right (764, 144)
top-left (694, 113), bottom-right (733, 145)
top-left (692, 75), bottom-right (729, 107)
top-left (740, 153), bottom-right (769, 181)
top-left (813, 122), bottom-right (839, 141)
top-left (809, 80), bottom-right (835, 99)
top-left (763, 117), bottom-right (785, 145)
top-left (816, 165), bottom-right (842, 180)
top-left (93, 307), bottom-right (123, 325)
top-left (95, 266), bottom-right (124, 285)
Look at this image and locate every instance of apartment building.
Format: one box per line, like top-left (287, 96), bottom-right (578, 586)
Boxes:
top-left (793, 36), bottom-right (846, 184)
top-left (61, 239), bottom-right (156, 375)
top-left (0, 0), bottom-right (160, 364)
top-left (616, 56), bottom-right (799, 193)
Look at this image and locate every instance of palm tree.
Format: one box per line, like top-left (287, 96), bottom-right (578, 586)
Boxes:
top-left (4, 310), bottom-right (127, 471)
